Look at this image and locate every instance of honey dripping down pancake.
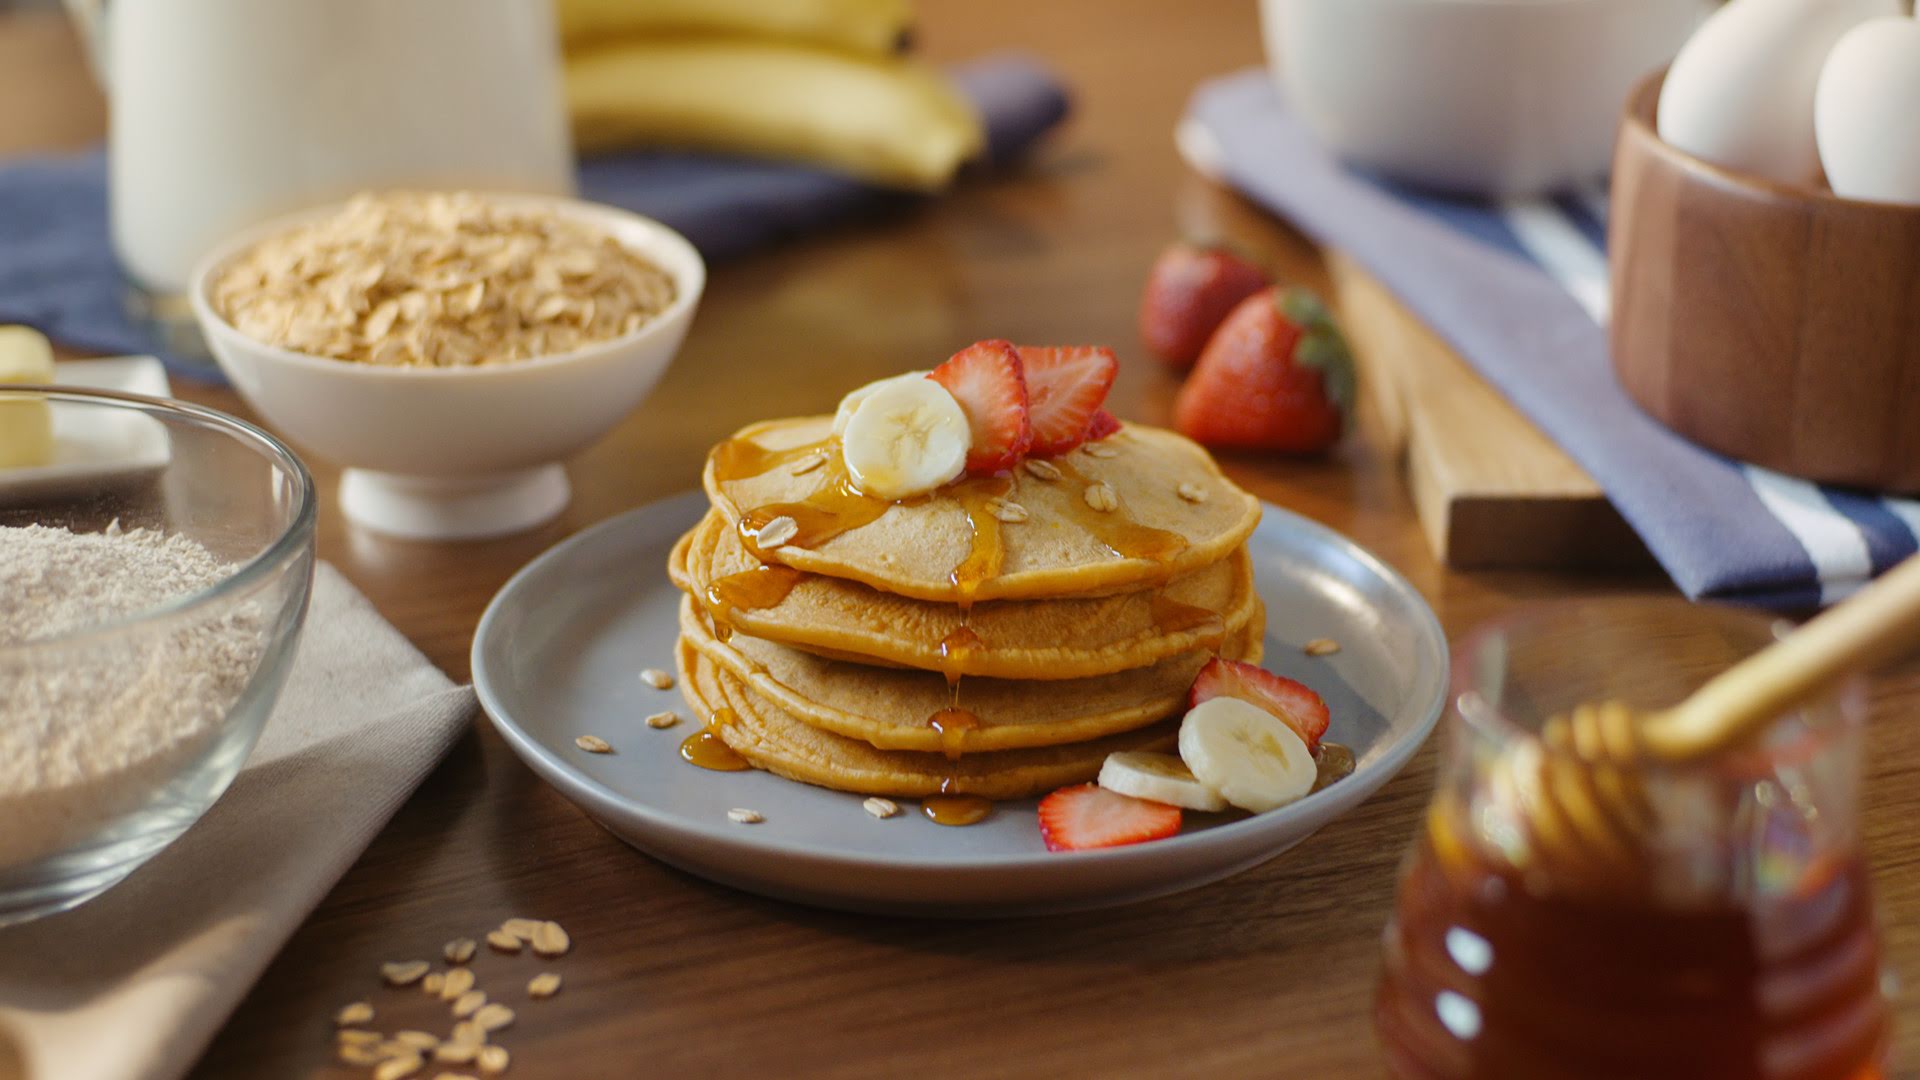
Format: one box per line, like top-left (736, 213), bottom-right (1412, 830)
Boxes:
top-left (677, 596), bottom-right (1267, 754)
top-left (702, 416), bottom-right (1261, 604)
top-left (674, 636), bottom-right (1185, 801)
top-left (668, 514), bottom-right (1260, 680)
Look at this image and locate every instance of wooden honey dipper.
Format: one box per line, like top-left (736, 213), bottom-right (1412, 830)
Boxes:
top-left (1501, 552), bottom-right (1920, 880)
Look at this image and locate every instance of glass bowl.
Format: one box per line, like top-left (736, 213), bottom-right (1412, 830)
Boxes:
top-left (0, 385), bottom-right (315, 925)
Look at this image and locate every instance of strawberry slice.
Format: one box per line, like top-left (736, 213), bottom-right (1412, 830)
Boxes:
top-left (929, 340), bottom-right (1031, 474)
top-left (1084, 408), bottom-right (1122, 442)
top-left (1017, 345), bottom-right (1118, 456)
top-left (1038, 783), bottom-right (1182, 852)
top-left (1187, 657), bottom-right (1330, 752)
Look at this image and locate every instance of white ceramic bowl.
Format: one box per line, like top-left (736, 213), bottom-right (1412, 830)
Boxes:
top-left (1260, 0), bottom-right (1704, 197)
top-left (190, 194), bottom-right (705, 540)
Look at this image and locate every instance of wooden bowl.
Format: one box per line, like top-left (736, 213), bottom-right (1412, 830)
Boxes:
top-left (1610, 72), bottom-right (1920, 494)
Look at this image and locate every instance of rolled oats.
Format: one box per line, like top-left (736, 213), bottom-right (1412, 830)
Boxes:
top-left (211, 191), bottom-right (677, 368)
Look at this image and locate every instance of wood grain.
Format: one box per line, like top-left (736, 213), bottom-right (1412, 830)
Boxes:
top-left (3, 5), bottom-right (1918, 1078)
top-left (1612, 71), bottom-right (1920, 494)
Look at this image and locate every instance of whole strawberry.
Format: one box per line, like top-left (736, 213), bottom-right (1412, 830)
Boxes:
top-left (1172, 287), bottom-right (1354, 454)
top-left (1137, 242), bottom-right (1269, 369)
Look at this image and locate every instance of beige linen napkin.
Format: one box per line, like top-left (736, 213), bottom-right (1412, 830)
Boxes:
top-left (0, 562), bottom-right (476, 1080)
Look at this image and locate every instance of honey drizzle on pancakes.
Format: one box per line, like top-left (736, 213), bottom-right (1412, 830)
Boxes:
top-left (680, 709), bottom-right (750, 771)
top-left (705, 432), bottom-right (1222, 822)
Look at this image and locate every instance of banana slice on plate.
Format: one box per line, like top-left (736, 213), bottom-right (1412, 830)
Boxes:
top-left (1098, 751), bottom-right (1228, 812)
top-left (1178, 697), bottom-right (1316, 813)
top-left (839, 375), bottom-right (969, 499)
top-left (832, 370), bottom-right (930, 436)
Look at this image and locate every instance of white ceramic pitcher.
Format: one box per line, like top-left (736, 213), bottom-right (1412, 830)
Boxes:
top-left (67, 0), bottom-right (576, 300)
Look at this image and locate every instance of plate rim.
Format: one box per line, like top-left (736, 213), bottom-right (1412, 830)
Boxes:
top-left (472, 490), bottom-right (1448, 874)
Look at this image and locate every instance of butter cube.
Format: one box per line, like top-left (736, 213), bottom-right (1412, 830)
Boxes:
top-left (0, 325), bottom-right (55, 468)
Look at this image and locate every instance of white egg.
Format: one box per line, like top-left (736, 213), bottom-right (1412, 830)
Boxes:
top-left (1816, 17), bottom-right (1920, 205)
top-left (1657, 0), bottom-right (1898, 184)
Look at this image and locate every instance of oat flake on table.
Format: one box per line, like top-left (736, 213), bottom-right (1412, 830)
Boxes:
top-left (0, 523), bottom-right (265, 866)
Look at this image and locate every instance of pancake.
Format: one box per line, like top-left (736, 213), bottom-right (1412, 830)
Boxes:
top-left (702, 416), bottom-right (1262, 603)
top-left (678, 596), bottom-right (1264, 753)
top-left (669, 513), bottom-right (1260, 679)
top-left (677, 636), bottom-right (1181, 800)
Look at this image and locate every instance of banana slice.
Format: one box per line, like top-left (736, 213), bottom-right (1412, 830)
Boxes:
top-left (1178, 697), bottom-right (1316, 813)
top-left (839, 376), bottom-right (969, 499)
top-left (832, 370), bottom-right (930, 436)
top-left (1099, 751), bottom-right (1228, 812)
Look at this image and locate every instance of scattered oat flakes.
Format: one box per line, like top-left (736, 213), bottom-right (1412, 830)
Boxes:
top-left (528, 972), bottom-right (563, 999)
top-left (727, 807), bottom-right (764, 824)
top-left (444, 937), bottom-right (477, 965)
top-left (639, 668), bottom-right (675, 690)
top-left (863, 797), bottom-right (899, 819)
top-left (336, 1001), bottom-right (376, 1027)
top-left (448, 1021), bottom-right (487, 1049)
top-left (1024, 459), bottom-right (1062, 481)
top-left (435, 1040), bottom-right (479, 1066)
top-left (374, 1053), bottom-right (425, 1080)
top-left (395, 1031), bottom-right (441, 1052)
top-left (477, 1045), bottom-right (511, 1075)
top-left (452, 990), bottom-right (488, 1019)
top-left (755, 515), bottom-right (799, 550)
top-left (1176, 481), bottom-right (1208, 503)
top-left (789, 452), bottom-right (828, 476)
top-left (501, 917), bottom-right (544, 941)
top-left (381, 961), bottom-right (431, 987)
top-left (645, 710), bottom-right (680, 729)
top-left (339, 1030), bottom-right (384, 1047)
top-left (574, 735), bottom-right (612, 754)
top-left (987, 498), bottom-right (1028, 523)
top-left (433, 1073), bottom-right (479, 1080)
top-left (440, 966), bottom-right (476, 1002)
top-left (422, 972), bottom-right (445, 997)
top-left (1304, 638), bottom-right (1342, 657)
top-left (1082, 442), bottom-right (1121, 458)
top-left (209, 190), bottom-right (677, 368)
top-left (474, 1003), bottom-right (516, 1032)
top-left (486, 929), bottom-right (523, 953)
top-left (531, 920), bottom-right (571, 958)
top-left (1083, 482), bottom-right (1119, 513)
top-left (340, 1043), bottom-right (385, 1067)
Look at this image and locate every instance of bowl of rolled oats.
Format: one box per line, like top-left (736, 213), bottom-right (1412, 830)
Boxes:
top-left (190, 190), bottom-right (705, 540)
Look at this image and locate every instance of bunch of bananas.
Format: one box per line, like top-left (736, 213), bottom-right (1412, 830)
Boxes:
top-left (559, 0), bottom-right (985, 191)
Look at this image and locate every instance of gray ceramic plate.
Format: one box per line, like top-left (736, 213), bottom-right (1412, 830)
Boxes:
top-left (473, 490), bottom-right (1447, 917)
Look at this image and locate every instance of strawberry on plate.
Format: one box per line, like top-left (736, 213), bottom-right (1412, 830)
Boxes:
top-left (1083, 408), bottom-right (1122, 442)
top-left (1017, 344), bottom-right (1118, 456)
top-left (1172, 287), bottom-right (1354, 454)
top-left (1187, 656), bottom-right (1330, 752)
top-left (1038, 783), bottom-right (1183, 852)
top-left (1138, 242), bottom-right (1269, 369)
top-left (929, 339), bottom-right (1031, 474)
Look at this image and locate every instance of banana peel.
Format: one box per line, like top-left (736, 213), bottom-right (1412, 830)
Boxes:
top-left (566, 39), bottom-right (984, 191)
top-left (557, 0), bottom-right (912, 57)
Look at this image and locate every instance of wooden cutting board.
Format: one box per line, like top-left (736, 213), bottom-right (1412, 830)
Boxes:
top-left (1177, 174), bottom-right (1650, 570)
top-left (1324, 253), bottom-right (1651, 570)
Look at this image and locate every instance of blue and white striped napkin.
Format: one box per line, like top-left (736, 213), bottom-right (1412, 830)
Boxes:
top-left (1181, 68), bottom-right (1920, 609)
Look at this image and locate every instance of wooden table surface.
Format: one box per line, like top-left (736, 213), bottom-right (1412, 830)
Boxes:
top-left (8, 3), bottom-right (1920, 1077)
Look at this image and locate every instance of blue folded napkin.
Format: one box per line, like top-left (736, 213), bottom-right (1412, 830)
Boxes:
top-left (1182, 68), bottom-right (1920, 609)
top-left (0, 53), bottom-right (1068, 379)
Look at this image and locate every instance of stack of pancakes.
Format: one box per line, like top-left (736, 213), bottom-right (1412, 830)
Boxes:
top-left (668, 415), bottom-right (1264, 800)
